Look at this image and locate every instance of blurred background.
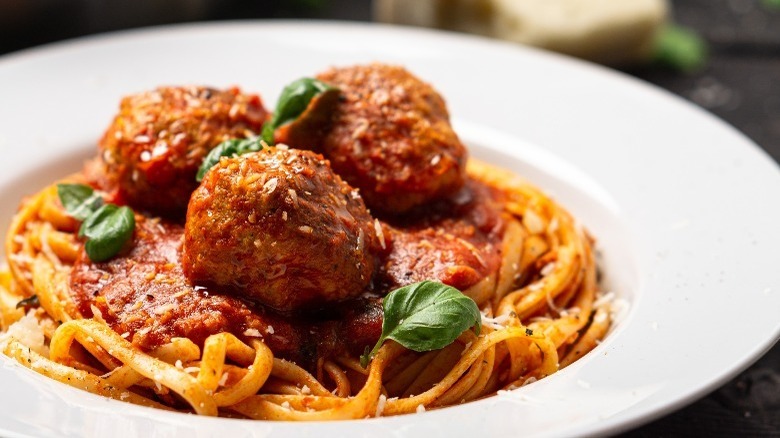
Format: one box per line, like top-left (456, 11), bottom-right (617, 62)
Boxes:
top-left (0, 0), bottom-right (778, 435)
top-left (0, 0), bottom-right (778, 160)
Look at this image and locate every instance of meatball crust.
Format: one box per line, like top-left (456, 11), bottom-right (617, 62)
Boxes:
top-left (96, 86), bottom-right (268, 218)
top-left (182, 147), bottom-right (381, 312)
top-left (313, 64), bottom-right (468, 215)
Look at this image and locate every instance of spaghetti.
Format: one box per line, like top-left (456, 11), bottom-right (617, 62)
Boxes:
top-left (0, 160), bottom-right (613, 419)
top-left (0, 66), bottom-right (615, 419)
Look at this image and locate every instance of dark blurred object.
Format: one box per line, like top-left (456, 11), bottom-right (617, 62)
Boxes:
top-left (0, 0), bottom-right (778, 435)
top-left (673, 0), bottom-right (780, 53)
top-left (629, 0), bottom-right (780, 163)
top-left (0, 0), bottom-right (214, 54)
top-left (0, 0), bottom-right (369, 55)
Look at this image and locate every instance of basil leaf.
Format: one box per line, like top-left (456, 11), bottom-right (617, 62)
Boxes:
top-left (360, 281), bottom-right (481, 367)
top-left (57, 183), bottom-right (103, 221)
top-left (261, 123), bottom-right (275, 146)
top-left (80, 204), bottom-right (135, 262)
top-left (653, 24), bottom-right (708, 72)
top-left (262, 77), bottom-right (336, 144)
top-left (762, 0), bottom-right (780, 10)
top-left (196, 137), bottom-right (264, 182)
top-left (57, 184), bottom-right (135, 262)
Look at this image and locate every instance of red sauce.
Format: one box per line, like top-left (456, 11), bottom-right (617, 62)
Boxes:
top-left (69, 217), bottom-right (382, 368)
top-left (69, 178), bottom-right (505, 366)
top-left (377, 179), bottom-right (506, 292)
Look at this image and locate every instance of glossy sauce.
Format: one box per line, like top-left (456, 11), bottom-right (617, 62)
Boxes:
top-left (69, 178), bottom-right (505, 366)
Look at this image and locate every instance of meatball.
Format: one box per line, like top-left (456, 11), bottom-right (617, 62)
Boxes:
top-left (182, 147), bottom-right (381, 312)
top-left (70, 216), bottom-right (384, 367)
top-left (279, 64), bottom-right (468, 215)
top-left (96, 86), bottom-right (268, 218)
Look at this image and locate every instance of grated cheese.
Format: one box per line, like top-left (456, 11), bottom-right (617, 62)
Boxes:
top-left (243, 328), bottom-right (262, 338)
top-left (263, 177), bottom-right (279, 194)
top-left (288, 189), bottom-right (298, 205)
top-left (374, 219), bottom-right (386, 250)
top-left (593, 291), bottom-right (615, 308)
top-left (523, 209), bottom-right (545, 234)
top-left (2, 311), bottom-right (48, 356)
top-left (375, 394), bottom-right (387, 417)
top-left (480, 312), bottom-right (512, 330)
top-left (218, 371), bottom-right (230, 387)
top-left (154, 303), bottom-right (175, 315)
top-left (90, 304), bottom-right (104, 323)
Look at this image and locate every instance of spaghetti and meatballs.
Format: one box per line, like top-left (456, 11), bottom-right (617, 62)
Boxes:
top-left (0, 63), bottom-right (614, 420)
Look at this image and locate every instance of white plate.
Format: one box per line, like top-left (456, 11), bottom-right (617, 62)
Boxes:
top-left (0, 21), bottom-right (778, 438)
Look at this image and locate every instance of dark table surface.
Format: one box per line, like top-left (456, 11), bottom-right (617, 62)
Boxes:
top-left (0, 0), bottom-right (778, 435)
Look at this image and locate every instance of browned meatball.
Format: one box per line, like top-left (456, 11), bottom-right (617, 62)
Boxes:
top-left (279, 64), bottom-right (468, 215)
top-left (70, 215), bottom-right (384, 367)
top-left (96, 86), bottom-right (268, 218)
top-left (182, 147), bottom-right (381, 312)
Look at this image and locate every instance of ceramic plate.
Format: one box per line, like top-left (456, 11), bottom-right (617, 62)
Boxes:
top-left (0, 21), bottom-right (778, 437)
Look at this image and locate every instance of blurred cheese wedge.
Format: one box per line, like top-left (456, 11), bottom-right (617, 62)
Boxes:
top-left (374, 0), bottom-right (669, 65)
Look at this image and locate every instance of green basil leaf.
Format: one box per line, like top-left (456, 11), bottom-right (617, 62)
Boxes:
top-left (15, 295), bottom-right (39, 309)
top-left (762, 0), bottom-right (780, 10)
top-left (653, 24), bottom-right (708, 72)
top-left (261, 123), bottom-right (276, 146)
top-left (196, 137), bottom-right (264, 182)
top-left (56, 183), bottom-right (103, 221)
top-left (262, 77), bottom-right (336, 144)
top-left (81, 204), bottom-right (135, 262)
top-left (360, 281), bottom-right (481, 367)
